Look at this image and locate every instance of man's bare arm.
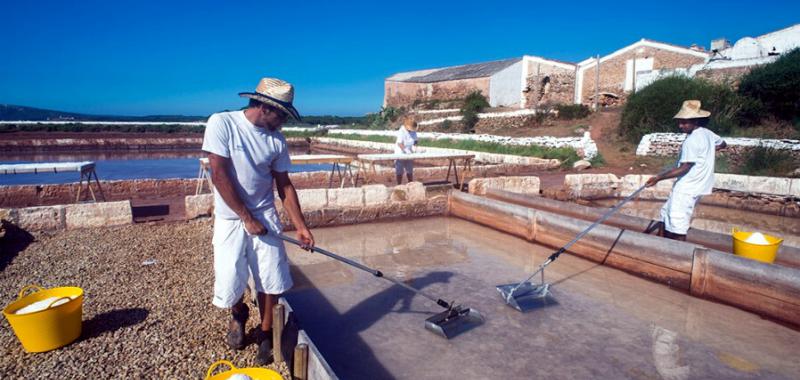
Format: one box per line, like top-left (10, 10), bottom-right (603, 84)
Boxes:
top-left (274, 171), bottom-right (314, 247)
top-left (716, 141), bottom-right (728, 151)
top-left (645, 162), bottom-right (694, 187)
top-left (208, 153), bottom-right (266, 235)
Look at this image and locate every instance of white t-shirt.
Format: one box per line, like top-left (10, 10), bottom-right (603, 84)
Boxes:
top-left (673, 127), bottom-right (724, 196)
top-left (394, 126), bottom-right (417, 154)
top-left (201, 111), bottom-right (291, 220)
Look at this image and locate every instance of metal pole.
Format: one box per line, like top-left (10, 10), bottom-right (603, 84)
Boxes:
top-left (594, 54), bottom-right (600, 111)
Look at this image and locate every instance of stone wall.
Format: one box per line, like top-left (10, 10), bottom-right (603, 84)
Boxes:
top-left (557, 173), bottom-right (800, 217)
top-left (323, 128), bottom-right (598, 160)
top-left (185, 183), bottom-right (447, 230)
top-left (468, 176), bottom-right (541, 196)
top-left (384, 78), bottom-right (490, 109)
top-left (635, 133), bottom-right (800, 165)
top-left (693, 66), bottom-right (754, 85)
top-left (580, 47), bottom-right (707, 104)
top-left (0, 136), bottom-right (203, 152)
top-left (0, 200), bottom-right (133, 231)
top-left (524, 63), bottom-right (575, 107)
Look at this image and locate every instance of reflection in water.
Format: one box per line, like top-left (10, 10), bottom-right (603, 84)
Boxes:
top-left (652, 326), bottom-right (690, 380)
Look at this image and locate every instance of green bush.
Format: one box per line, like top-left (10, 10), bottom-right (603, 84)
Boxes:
top-left (738, 145), bottom-right (797, 176)
top-left (738, 48), bottom-right (800, 122)
top-left (460, 91), bottom-right (489, 133)
top-left (556, 104), bottom-right (591, 120)
top-left (440, 119), bottom-right (453, 131)
top-left (619, 76), bottom-right (744, 143)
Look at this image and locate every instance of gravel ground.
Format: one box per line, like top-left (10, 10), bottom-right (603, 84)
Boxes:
top-left (0, 219), bottom-right (291, 379)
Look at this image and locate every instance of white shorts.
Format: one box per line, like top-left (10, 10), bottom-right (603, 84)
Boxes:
top-left (660, 191), bottom-right (701, 235)
top-left (212, 208), bottom-right (293, 308)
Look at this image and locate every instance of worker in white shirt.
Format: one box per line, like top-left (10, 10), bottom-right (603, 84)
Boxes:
top-left (645, 100), bottom-right (727, 241)
top-left (394, 118), bottom-right (419, 184)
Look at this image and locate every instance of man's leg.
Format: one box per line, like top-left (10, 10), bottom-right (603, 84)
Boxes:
top-left (406, 162), bottom-right (414, 183)
top-left (395, 161), bottom-right (404, 185)
top-left (249, 225), bottom-right (293, 365)
top-left (256, 292), bottom-right (277, 334)
top-left (212, 217), bottom-right (250, 350)
top-left (227, 296), bottom-right (249, 350)
top-left (663, 230), bottom-right (687, 241)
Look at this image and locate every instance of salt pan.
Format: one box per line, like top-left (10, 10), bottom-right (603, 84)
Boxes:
top-left (744, 232), bottom-right (771, 245)
top-left (15, 296), bottom-right (77, 315)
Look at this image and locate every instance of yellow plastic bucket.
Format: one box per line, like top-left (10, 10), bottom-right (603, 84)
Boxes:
top-left (205, 360), bottom-right (283, 380)
top-left (2, 284), bottom-right (84, 353)
top-left (732, 228), bottom-right (782, 264)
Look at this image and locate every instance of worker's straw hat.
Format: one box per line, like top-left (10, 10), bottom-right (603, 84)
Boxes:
top-left (239, 78), bottom-right (301, 121)
top-left (673, 100), bottom-right (711, 119)
top-left (404, 118), bottom-right (418, 132)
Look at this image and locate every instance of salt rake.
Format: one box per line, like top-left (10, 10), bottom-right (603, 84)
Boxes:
top-left (497, 183), bottom-right (652, 312)
top-left (278, 234), bottom-right (484, 339)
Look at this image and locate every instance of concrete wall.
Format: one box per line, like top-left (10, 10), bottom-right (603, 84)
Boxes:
top-left (384, 78), bottom-right (490, 109)
top-left (0, 200), bottom-right (133, 231)
top-left (489, 60), bottom-right (522, 108)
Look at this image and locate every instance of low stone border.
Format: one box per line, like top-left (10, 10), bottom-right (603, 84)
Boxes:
top-left (313, 137), bottom-right (562, 167)
top-left (323, 129), bottom-right (598, 159)
top-left (0, 200), bottom-right (133, 231)
top-left (563, 172), bottom-right (800, 199)
top-left (636, 133), bottom-right (800, 158)
top-left (186, 183), bottom-right (447, 230)
top-left (468, 176), bottom-right (541, 196)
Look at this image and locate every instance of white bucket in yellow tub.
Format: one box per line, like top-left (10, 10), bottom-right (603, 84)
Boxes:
top-left (205, 360), bottom-right (282, 380)
top-left (2, 284), bottom-right (84, 353)
top-left (732, 228), bottom-right (783, 264)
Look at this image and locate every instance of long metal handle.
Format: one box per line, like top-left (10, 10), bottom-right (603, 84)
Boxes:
top-left (508, 183), bottom-right (651, 297)
top-left (277, 234), bottom-right (452, 310)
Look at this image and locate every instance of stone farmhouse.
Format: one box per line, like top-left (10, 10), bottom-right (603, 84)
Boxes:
top-left (384, 23), bottom-right (799, 111)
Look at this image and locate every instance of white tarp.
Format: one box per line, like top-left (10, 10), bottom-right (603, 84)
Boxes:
top-left (0, 161), bottom-right (95, 174)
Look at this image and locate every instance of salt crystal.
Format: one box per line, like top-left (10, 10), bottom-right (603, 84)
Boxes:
top-left (744, 232), bottom-right (771, 245)
top-left (15, 295), bottom-right (77, 315)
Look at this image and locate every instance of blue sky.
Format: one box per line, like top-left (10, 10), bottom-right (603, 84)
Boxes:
top-left (1, 1), bottom-right (798, 117)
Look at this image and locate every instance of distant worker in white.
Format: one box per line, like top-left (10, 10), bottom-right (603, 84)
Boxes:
top-left (394, 117), bottom-right (419, 184)
top-left (645, 100), bottom-right (727, 241)
top-left (202, 77), bottom-right (315, 365)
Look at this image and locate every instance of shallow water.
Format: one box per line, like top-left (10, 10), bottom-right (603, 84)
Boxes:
top-left (0, 149), bottom-right (333, 185)
top-left (284, 217), bottom-right (799, 380)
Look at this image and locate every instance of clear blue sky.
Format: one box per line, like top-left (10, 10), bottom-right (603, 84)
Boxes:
top-left (1, 0), bottom-right (797, 117)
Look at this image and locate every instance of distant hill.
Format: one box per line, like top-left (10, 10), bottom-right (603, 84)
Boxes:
top-left (0, 104), bottom-right (207, 122)
top-left (0, 104), bottom-right (367, 125)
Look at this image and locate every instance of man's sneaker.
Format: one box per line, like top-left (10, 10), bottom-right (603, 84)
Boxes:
top-left (225, 305), bottom-right (249, 350)
top-left (255, 330), bottom-right (274, 365)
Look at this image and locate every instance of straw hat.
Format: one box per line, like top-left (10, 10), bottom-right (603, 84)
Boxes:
top-left (673, 100), bottom-right (711, 119)
top-left (239, 78), bottom-right (301, 121)
top-left (403, 118), bottom-right (418, 132)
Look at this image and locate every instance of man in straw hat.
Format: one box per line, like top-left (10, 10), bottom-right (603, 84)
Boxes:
top-left (394, 117), bottom-right (419, 184)
top-left (202, 77), bottom-right (314, 364)
top-left (645, 100), bottom-right (727, 241)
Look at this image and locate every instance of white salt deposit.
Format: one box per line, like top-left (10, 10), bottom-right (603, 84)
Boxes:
top-left (227, 374), bottom-right (253, 380)
top-left (15, 296), bottom-right (77, 315)
top-left (744, 232), bottom-right (771, 245)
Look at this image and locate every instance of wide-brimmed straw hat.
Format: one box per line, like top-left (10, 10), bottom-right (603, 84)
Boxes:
top-left (673, 100), bottom-right (711, 119)
top-left (239, 78), bottom-right (301, 121)
top-left (403, 118), bottom-right (418, 131)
